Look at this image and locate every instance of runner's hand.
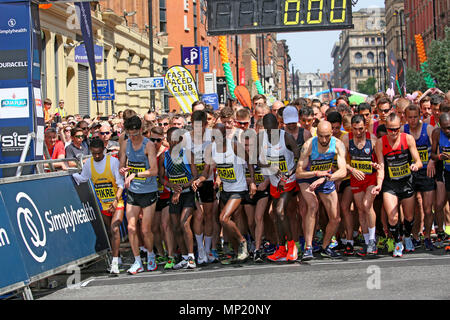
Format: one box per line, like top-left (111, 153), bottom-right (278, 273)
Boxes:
top-left (108, 200), bottom-right (118, 215)
top-left (171, 184), bottom-right (182, 193)
top-left (315, 171), bottom-right (331, 178)
top-left (120, 167), bottom-right (130, 176)
top-left (191, 179), bottom-right (201, 192)
top-left (410, 163), bottom-right (420, 172)
top-left (249, 182), bottom-right (257, 198)
top-left (308, 178), bottom-right (325, 192)
top-left (171, 192), bottom-right (180, 204)
top-left (440, 153), bottom-right (450, 161)
top-left (124, 173), bottom-right (136, 189)
top-left (351, 169), bottom-right (365, 181)
top-left (371, 162), bottom-right (382, 170)
top-left (277, 179), bottom-right (286, 192)
top-left (427, 160), bottom-right (435, 178)
top-left (371, 184), bottom-right (382, 195)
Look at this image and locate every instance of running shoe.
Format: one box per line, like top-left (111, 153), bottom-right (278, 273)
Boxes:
top-left (127, 261), bottom-right (144, 275)
top-left (147, 254), bottom-right (157, 271)
top-left (377, 236), bottom-right (387, 249)
top-left (445, 225), bottom-right (450, 236)
top-left (301, 247), bottom-right (314, 261)
top-left (412, 238), bottom-right (421, 249)
top-left (207, 252), bottom-right (218, 263)
top-left (386, 238), bottom-right (395, 253)
top-left (267, 245), bottom-right (287, 262)
top-left (320, 246), bottom-right (342, 259)
top-left (356, 244), bottom-right (367, 257)
top-left (434, 234), bottom-right (445, 249)
top-left (295, 241), bottom-right (302, 254)
top-left (220, 255), bottom-right (237, 265)
top-left (110, 263), bottom-right (120, 275)
top-left (299, 236), bottom-right (306, 252)
top-left (237, 240), bottom-right (249, 262)
top-left (312, 241), bottom-right (321, 253)
top-left (197, 247), bottom-right (208, 265)
top-left (334, 239), bottom-right (346, 251)
top-left (211, 249), bottom-right (220, 261)
top-left (404, 237), bottom-right (415, 253)
top-left (140, 250), bottom-right (147, 264)
top-left (173, 259), bottom-right (188, 270)
top-left (344, 243), bottom-right (354, 256)
top-left (286, 240), bottom-right (298, 262)
top-left (329, 237), bottom-right (338, 249)
top-left (355, 234), bottom-right (365, 246)
top-left (164, 258), bottom-right (175, 270)
top-left (445, 245), bottom-right (450, 252)
top-left (367, 239), bottom-right (378, 256)
top-left (156, 255), bottom-right (168, 265)
top-left (187, 256), bottom-right (196, 269)
top-left (424, 238), bottom-right (434, 251)
top-left (263, 241), bottom-right (276, 255)
top-left (253, 249), bottom-right (264, 263)
top-left (315, 230), bottom-right (324, 243)
top-left (393, 242), bottom-right (403, 257)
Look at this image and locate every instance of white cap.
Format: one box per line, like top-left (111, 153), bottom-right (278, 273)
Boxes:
top-left (283, 106), bottom-right (298, 124)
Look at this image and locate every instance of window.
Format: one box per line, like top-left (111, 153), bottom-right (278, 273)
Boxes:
top-left (365, 37), bottom-right (369, 45)
top-left (367, 52), bottom-right (375, 64)
top-left (377, 37), bottom-right (382, 44)
top-left (371, 38), bottom-right (375, 45)
top-left (159, 0), bottom-right (166, 33)
top-left (354, 52), bottom-right (362, 64)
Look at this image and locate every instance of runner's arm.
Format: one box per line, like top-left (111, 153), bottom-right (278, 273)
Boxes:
top-left (374, 138), bottom-right (385, 188)
top-left (295, 138), bottom-right (316, 179)
top-left (329, 140), bottom-right (347, 181)
top-left (407, 134), bottom-right (423, 171)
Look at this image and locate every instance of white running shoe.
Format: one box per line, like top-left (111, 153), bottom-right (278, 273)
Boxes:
top-left (173, 259), bottom-right (188, 270)
top-left (127, 261), bottom-right (144, 275)
top-left (393, 242), bottom-right (404, 257)
top-left (404, 237), bottom-right (415, 252)
top-left (187, 256), bottom-right (196, 269)
top-left (197, 248), bottom-right (208, 265)
top-left (110, 263), bottom-right (120, 275)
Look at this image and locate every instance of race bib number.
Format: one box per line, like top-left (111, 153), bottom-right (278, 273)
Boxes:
top-left (94, 182), bottom-right (116, 203)
top-left (196, 163), bottom-right (205, 175)
top-left (310, 159), bottom-right (333, 172)
top-left (246, 172), bottom-right (265, 184)
top-left (169, 177), bottom-right (189, 185)
top-left (128, 161), bottom-right (146, 181)
top-left (388, 163), bottom-right (411, 179)
top-left (268, 160), bottom-right (288, 173)
top-left (351, 160), bottom-right (373, 174)
top-left (217, 167), bottom-right (237, 182)
top-left (157, 178), bottom-right (164, 192)
top-left (417, 146), bottom-right (429, 164)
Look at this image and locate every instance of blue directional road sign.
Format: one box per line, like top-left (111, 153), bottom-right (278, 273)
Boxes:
top-left (91, 79), bottom-right (115, 101)
top-left (182, 46), bottom-right (200, 65)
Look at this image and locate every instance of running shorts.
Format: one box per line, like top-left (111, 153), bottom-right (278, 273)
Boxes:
top-left (126, 190), bottom-right (158, 208)
top-left (412, 169), bottom-right (436, 193)
top-left (169, 191), bottom-right (197, 215)
top-left (351, 173), bottom-right (377, 194)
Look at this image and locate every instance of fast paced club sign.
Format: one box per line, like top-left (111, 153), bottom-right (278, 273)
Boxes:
top-left (207, 0), bottom-right (353, 35)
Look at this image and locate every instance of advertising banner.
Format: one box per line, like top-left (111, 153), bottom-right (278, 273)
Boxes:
top-left (0, 175), bottom-right (109, 280)
top-left (0, 195), bottom-right (29, 294)
top-left (216, 76), bottom-right (228, 104)
top-left (201, 46), bottom-right (209, 72)
top-left (74, 44), bottom-right (103, 64)
top-left (165, 66), bottom-right (199, 114)
top-left (201, 93), bottom-right (219, 110)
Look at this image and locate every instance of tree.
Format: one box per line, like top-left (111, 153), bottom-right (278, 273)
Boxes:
top-left (406, 68), bottom-right (427, 93)
top-left (357, 77), bottom-right (377, 95)
top-left (425, 27), bottom-right (450, 91)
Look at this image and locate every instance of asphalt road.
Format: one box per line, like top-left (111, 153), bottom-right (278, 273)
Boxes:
top-left (37, 248), bottom-right (450, 301)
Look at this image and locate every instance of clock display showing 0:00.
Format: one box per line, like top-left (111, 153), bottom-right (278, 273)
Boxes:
top-left (283, 0), bottom-right (347, 26)
top-left (206, 0), bottom-right (353, 36)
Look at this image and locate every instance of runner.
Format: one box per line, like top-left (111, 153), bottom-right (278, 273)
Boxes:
top-left (296, 121), bottom-right (348, 260)
top-left (72, 138), bottom-right (125, 274)
top-left (159, 127), bottom-right (198, 270)
top-left (341, 115), bottom-right (382, 256)
top-left (403, 104), bottom-right (436, 250)
top-left (431, 112), bottom-right (450, 249)
top-left (375, 113), bottom-right (423, 257)
top-left (193, 123), bottom-right (256, 264)
top-left (258, 114), bottom-right (300, 262)
top-left (120, 115), bottom-right (159, 274)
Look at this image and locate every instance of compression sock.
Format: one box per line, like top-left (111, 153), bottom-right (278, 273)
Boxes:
top-left (204, 236), bottom-right (212, 254)
top-left (388, 223), bottom-right (401, 243)
top-left (195, 234), bottom-right (204, 250)
top-left (363, 233), bottom-right (370, 245)
top-left (404, 219), bottom-right (414, 238)
top-left (368, 227), bottom-right (376, 241)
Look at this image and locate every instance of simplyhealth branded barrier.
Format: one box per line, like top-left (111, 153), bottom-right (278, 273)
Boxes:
top-left (0, 171), bottom-right (110, 298)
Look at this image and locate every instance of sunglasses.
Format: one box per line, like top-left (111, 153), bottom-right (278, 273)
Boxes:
top-left (65, 128), bottom-right (72, 132)
top-left (386, 127), bottom-right (401, 133)
top-left (236, 121), bottom-right (250, 126)
top-left (128, 131), bottom-right (140, 137)
top-left (100, 132), bottom-right (111, 135)
top-left (74, 135), bottom-right (84, 139)
top-left (379, 108), bottom-right (392, 114)
top-left (150, 137), bottom-right (162, 143)
top-left (80, 127), bottom-right (88, 130)
top-left (158, 122), bottom-right (169, 127)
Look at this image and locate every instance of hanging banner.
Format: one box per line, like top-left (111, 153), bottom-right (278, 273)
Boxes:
top-left (239, 68), bottom-right (246, 86)
top-left (387, 50), bottom-right (397, 97)
top-left (397, 59), bottom-right (406, 97)
top-left (165, 66), bottom-right (199, 114)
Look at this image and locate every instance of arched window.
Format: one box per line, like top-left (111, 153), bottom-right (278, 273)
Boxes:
top-left (354, 52), bottom-right (362, 64)
top-left (367, 52), bottom-right (375, 64)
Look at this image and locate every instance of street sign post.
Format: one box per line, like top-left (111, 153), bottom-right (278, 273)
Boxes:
top-left (91, 79), bottom-right (115, 101)
top-left (126, 77), bottom-right (165, 91)
top-left (182, 46), bottom-right (200, 65)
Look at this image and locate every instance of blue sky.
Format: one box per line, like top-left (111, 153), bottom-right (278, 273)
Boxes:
top-left (278, 0), bottom-right (386, 74)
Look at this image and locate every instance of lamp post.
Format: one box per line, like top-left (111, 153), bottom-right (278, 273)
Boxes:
top-left (148, 0), bottom-right (155, 112)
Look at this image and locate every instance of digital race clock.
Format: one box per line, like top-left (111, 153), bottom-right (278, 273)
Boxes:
top-left (207, 0), bottom-right (353, 35)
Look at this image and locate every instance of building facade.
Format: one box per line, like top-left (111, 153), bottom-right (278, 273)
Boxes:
top-left (39, 1), bottom-right (171, 117)
top-left (385, 0), bottom-right (407, 62)
top-left (331, 8), bottom-right (387, 92)
top-left (404, 0), bottom-right (450, 70)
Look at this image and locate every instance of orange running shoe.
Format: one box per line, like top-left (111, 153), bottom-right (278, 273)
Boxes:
top-left (287, 240), bottom-right (298, 262)
top-left (267, 244), bottom-right (287, 262)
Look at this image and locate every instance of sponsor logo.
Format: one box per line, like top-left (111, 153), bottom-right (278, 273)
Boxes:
top-left (16, 192), bottom-right (47, 263)
top-left (1, 93), bottom-right (27, 108)
top-left (8, 19), bottom-right (16, 28)
top-left (0, 50), bottom-right (28, 80)
top-left (0, 126), bottom-right (28, 156)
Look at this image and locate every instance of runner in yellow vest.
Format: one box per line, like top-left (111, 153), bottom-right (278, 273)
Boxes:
top-left (73, 138), bottom-right (125, 274)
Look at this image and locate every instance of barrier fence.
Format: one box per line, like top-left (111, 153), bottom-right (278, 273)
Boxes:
top-left (0, 158), bottom-right (111, 299)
